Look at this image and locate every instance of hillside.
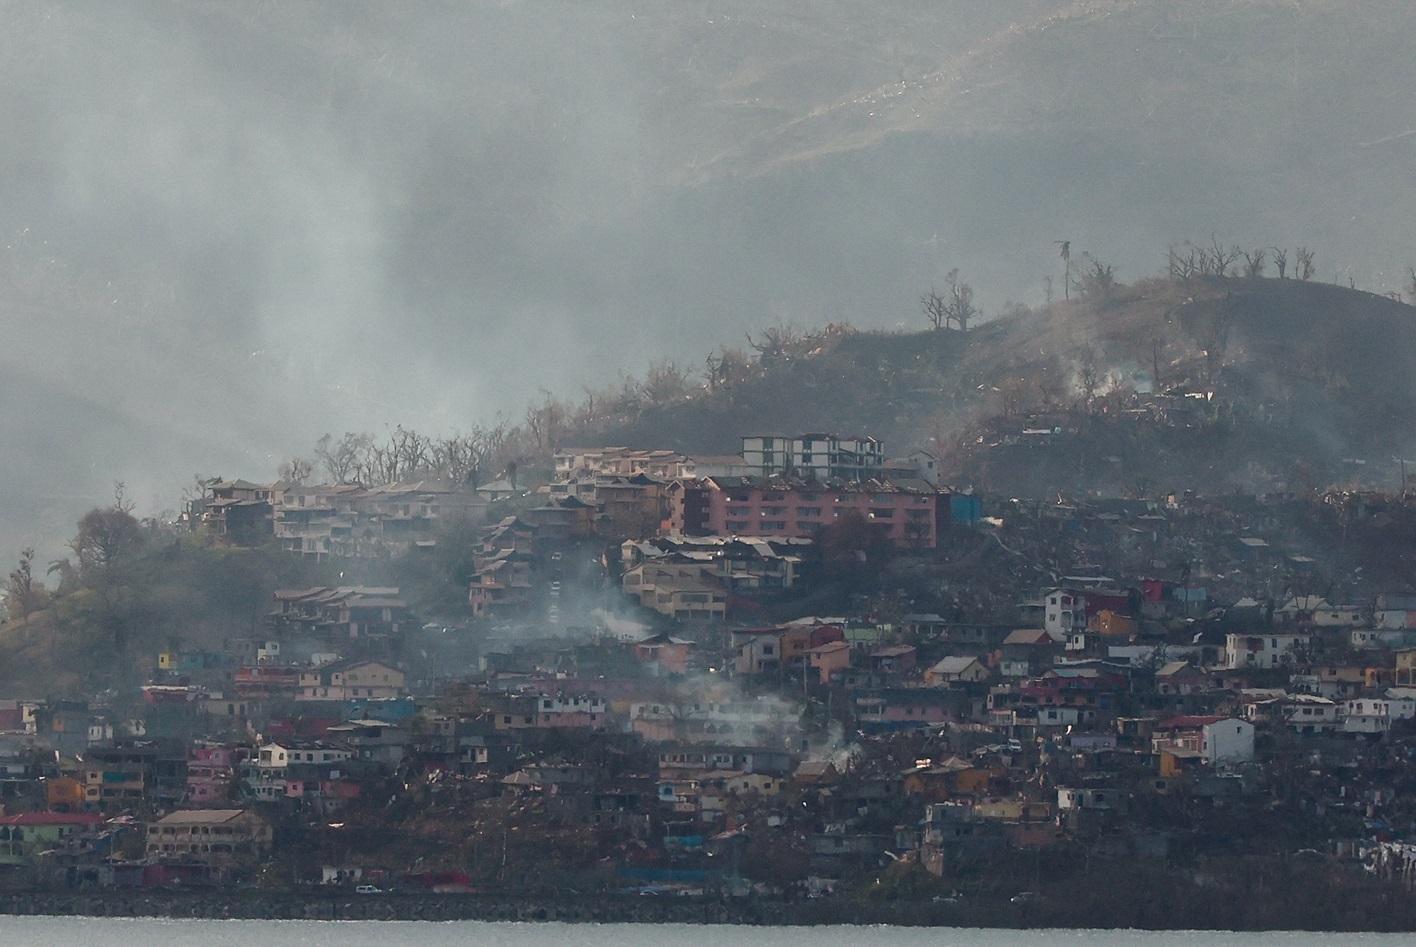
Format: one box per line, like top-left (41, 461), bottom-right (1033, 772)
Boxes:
top-left (590, 274), bottom-right (1416, 497)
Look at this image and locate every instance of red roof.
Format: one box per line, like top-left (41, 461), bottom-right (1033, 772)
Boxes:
top-left (1156, 715), bottom-right (1226, 730)
top-left (0, 812), bottom-right (105, 827)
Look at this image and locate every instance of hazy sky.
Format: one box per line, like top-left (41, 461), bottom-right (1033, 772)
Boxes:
top-left (2, 0), bottom-right (1414, 555)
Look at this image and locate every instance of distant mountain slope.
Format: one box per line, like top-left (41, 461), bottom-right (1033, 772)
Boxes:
top-left (3, 0), bottom-right (1416, 555)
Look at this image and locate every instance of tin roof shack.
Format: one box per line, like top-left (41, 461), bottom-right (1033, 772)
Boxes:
top-left (971, 799), bottom-right (1059, 850)
top-left (919, 801), bottom-right (1004, 875)
top-left (998, 629), bottom-right (1061, 679)
top-left (902, 757), bottom-right (1006, 802)
top-left (1154, 661), bottom-right (1211, 697)
top-left (145, 809), bottom-right (272, 882)
top-left (325, 719), bottom-right (407, 770)
top-left (926, 656), bottom-right (992, 686)
top-left (1056, 784), bottom-right (1128, 837)
top-left (864, 644), bottom-right (917, 678)
top-left (808, 831), bottom-right (894, 875)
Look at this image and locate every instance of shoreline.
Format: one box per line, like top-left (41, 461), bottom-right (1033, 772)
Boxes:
top-left (0, 889), bottom-right (1414, 931)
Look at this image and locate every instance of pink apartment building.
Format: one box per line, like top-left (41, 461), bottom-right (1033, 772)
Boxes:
top-left (669, 477), bottom-right (947, 548)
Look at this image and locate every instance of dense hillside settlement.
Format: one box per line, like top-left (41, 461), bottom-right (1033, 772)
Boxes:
top-left (6, 273), bottom-right (1416, 925)
top-left (4, 430), bottom-right (1416, 922)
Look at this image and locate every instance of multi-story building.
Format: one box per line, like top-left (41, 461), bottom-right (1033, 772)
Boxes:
top-left (268, 587), bottom-right (412, 644)
top-left (82, 741), bottom-right (186, 809)
top-left (1151, 716), bottom-right (1254, 766)
top-left (197, 480), bottom-right (281, 545)
top-left (553, 448), bottom-right (695, 481)
top-left (298, 660), bottom-right (406, 702)
top-left (621, 563), bottom-right (729, 621)
top-left (619, 536), bottom-right (807, 620)
top-left (468, 549), bottom-right (535, 618)
top-left (186, 742), bottom-right (247, 807)
top-left (740, 434), bottom-right (883, 481)
top-left (1223, 632), bottom-right (1311, 669)
top-left (668, 476), bottom-right (946, 548)
top-left (274, 481), bottom-right (484, 559)
top-left (145, 809), bottom-right (271, 871)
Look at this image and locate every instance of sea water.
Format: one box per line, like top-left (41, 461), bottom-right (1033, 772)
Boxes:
top-left (0, 919), bottom-right (1406, 947)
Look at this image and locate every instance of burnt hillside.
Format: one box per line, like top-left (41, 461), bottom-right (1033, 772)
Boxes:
top-left (591, 275), bottom-right (1416, 498)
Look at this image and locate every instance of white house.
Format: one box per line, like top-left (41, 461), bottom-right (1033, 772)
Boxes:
top-left (1153, 716), bottom-right (1254, 766)
top-left (1042, 589), bottom-right (1083, 641)
top-left (1312, 605), bottom-right (1368, 628)
top-left (1224, 633), bottom-right (1310, 669)
top-left (1342, 696), bottom-right (1416, 734)
top-left (1246, 694), bottom-right (1340, 733)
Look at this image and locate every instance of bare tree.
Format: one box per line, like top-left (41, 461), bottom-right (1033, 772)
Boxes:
top-left (1295, 246), bottom-right (1316, 280)
top-left (921, 289), bottom-right (948, 330)
top-left (314, 432), bottom-right (372, 483)
top-left (278, 457), bottom-right (315, 484)
top-left (1407, 266), bottom-right (1416, 302)
top-left (524, 391), bottom-right (569, 452)
top-left (1271, 247), bottom-right (1289, 279)
top-left (1242, 248), bottom-right (1267, 278)
top-left (389, 425), bottom-right (432, 479)
top-left (1208, 235), bottom-right (1241, 276)
top-left (4, 547), bottom-right (45, 624)
top-left (1077, 255), bottom-right (1117, 300)
top-left (182, 474), bottom-right (220, 510)
top-left (430, 429), bottom-right (501, 485)
top-left (942, 269), bottom-right (978, 331)
top-left (1167, 245), bottom-right (1197, 280)
top-left (746, 323), bottom-right (804, 362)
top-left (1055, 240), bottom-right (1072, 299)
top-left (704, 345), bottom-right (755, 394)
top-left (640, 359), bottom-right (691, 406)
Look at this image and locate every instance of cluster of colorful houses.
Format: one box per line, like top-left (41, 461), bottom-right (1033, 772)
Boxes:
top-left (0, 561), bottom-right (1412, 891)
top-left (16, 436), bottom-right (1408, 892)
top-left (466, 436), bottom-right (978, 623)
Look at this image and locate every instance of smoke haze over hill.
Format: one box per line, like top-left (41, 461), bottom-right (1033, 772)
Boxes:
top-left (4, 0), bottom-right (1416, 554)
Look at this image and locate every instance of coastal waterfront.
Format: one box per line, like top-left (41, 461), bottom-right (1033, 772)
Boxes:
top-left (0, 920), bottom-right (1413, 947)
